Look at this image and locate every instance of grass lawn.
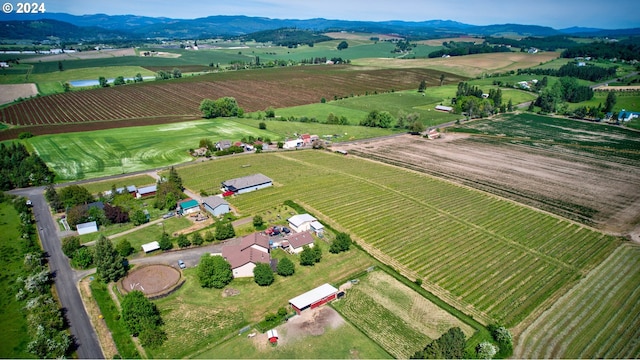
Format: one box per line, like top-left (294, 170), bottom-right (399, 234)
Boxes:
top-left (0, 202), bottom-right (34, 359)
top-left (147, 240), bottom-right (377, 359)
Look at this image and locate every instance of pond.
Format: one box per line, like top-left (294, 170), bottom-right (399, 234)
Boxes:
top-left (69, 76), bottom-right (154, 87)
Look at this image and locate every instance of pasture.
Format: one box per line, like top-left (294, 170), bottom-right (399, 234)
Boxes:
top-left (332, 270), bottom-right (474, 359)
top-left (177, 150), bottom-right (621, 327)
top-left (515, 243), bottom-right (640, 358)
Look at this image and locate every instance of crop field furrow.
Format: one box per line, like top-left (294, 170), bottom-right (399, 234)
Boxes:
top-left (516, 245), bottom-right (639, 359)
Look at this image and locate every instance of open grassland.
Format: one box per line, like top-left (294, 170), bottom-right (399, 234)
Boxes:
top-left (0, 202), bottom-right (33, 359)
top-left (352, 51), bottom-right (561, 77)
top-left (333, 270), bottom-right (474, 358)
top-left (147, 241), bottom-right (377, 359)
top-left (515, 244), bottom-right (640, 359)
top-left (21, 118), bottom-right (396, 181)
top-left (0, 66), bottom-right (463, 140)
top-left (178, 150), bottom-right (620, 327)
top-left (336, 113), bottom-right (640, 236)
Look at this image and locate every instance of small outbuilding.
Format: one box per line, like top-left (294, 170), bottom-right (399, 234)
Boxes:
top-left (289, 283), bottom-right (339, 314)
top-left (287, 214), bottom-right (317, 233)
top-left (267, 329), bottom-right (279, 344)
top-left (76, 221), bottom-right (98, 235)
top-left (202, 196), bottom-right (230, 217)
top-left (178, 199), bottom-right (199, 215)
top-left (141, 241), bottom-right (160, 253)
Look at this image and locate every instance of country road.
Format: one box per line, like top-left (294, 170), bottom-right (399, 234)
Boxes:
top-left (10, 187), bottom-right (104, 359)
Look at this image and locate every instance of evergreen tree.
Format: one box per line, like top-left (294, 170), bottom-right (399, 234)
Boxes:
top-left (94, 235), bottom-right (126, 283)
top-left (418, 79), bottom-right (427, 92)
top-left (158, 232), bottom-right (173, 250)
top-left (604, 91), bottom-right (617, 113)
top-left (191, 232), bottom-right (204, 246)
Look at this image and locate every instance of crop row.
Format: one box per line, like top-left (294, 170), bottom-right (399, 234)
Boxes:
top-left (179, 151), bottom-right (619, 326)
top-left (333, 287), bottom-right (429, 359)
top-left (516, 244), bottom-right (640, 358)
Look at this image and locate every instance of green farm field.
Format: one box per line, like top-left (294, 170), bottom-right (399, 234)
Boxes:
top-left (177, 150), bottom-right (621, 327)
top-left (515, 243), bottom-right (640, 359)
top-left (22, 118), bottom-right (396, 181)
top-left (332, 270), bottom-right (474, 359)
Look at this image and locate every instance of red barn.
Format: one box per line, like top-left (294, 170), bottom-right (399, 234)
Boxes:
top-left (289, 283), bottom-right (339, 314)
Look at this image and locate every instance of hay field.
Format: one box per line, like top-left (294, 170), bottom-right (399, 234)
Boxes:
top-left (0, 84), bottom-right (37, 105)
top-left (353, 51), bottom-right (561, 77)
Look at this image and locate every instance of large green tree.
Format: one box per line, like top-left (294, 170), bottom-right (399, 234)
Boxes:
top-left (200, 97), bottom-right (242, 118)
top-left (604, 91), bottom-right (617, 113)
top-left (197, 254), bottom-right (233, 288)
top-left (276, 257), bottom-right (295, 276)
top-left (329, 232), bottom-right (352, 253)
top-left (337, 41), bottom-right (349, 50)
top-left (121, 290), bottom-right (163, 338)
top-left (58, 184), bottom-right (93, 209)
top-left (412, 327), bottom-right (467, 359)
top-left (253, 263), bottom-right (274, 286)
top-left (94, 235), bottom-right (127, 283)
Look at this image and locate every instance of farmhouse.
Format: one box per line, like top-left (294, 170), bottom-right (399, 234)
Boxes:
top-left (136, 184), bottom-right (157, 199)
top-left (286, 230), bottom-right (315, 254)
top-left (216, 140), bottom-right (232, 151)
top-left (222, 232), bottom-right (271, 278)
top-left (222, 173), bottom-right (273, 194)
top-left (178, 198), bottom-right (200, 215)
top-left (289, 283), bottom-right (339, 314)
top-left (283, 139), bottom-right (303, 149)
top-left (202, 196), bottom-right (230, 217)
top-left (76, 221), bottom-right (98, 235)
top-left (287, 214), bottom-right (318, 233)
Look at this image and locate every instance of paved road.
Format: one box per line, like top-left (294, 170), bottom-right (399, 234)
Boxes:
top-left (11, 187), bottom-right (104, 359)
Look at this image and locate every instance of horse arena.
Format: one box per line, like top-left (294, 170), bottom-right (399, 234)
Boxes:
top-left (119, 264), bottom-right (183, 298)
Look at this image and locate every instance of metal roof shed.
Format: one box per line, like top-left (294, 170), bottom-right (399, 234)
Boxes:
top-left (141, 241), bottom-right (160, 253)
top-left (76, 221), bottom-right (98, 235)
top-left (289, 283), bottom-right (338, 314)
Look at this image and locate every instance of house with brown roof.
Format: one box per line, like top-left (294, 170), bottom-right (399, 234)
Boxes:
top-left (222, 232), bottom-right (271, 277)
top-left (286, 230), bottom-right (315, 254)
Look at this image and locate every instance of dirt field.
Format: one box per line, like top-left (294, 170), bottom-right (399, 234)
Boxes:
top-left (250, 307), bottom-right (345, 350)
top-left (120, 264), bottom-right (182, 297)
top-left (0, 84), bottom-right (37, 105)
top-left (333, 133), bottom-right (640, 240)
top-left (353, 51), bottom-right (560, 77)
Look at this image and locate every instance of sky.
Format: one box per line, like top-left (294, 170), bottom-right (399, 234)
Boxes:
top-left (42, 0), bottom-right (639, 29)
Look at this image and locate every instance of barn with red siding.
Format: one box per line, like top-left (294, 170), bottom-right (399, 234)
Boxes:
top-left (289, 283), bottom-right (339, 314)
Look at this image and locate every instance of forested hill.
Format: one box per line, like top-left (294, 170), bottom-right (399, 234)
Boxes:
top-left (2, 12), bottom-right (640, 41)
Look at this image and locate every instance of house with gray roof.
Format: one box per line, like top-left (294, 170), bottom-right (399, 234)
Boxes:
top-left (222, 173), bottom-right (273, 194)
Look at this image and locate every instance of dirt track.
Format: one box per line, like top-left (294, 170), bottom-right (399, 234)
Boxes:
top-left (333, 133), bottom-right (640, 241)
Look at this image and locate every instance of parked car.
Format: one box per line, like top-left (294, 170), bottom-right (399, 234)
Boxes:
top-left (282, 227), bottom-right (291, 234)
top-left (162, 211), bottom-right (175, 219)
top-left (178, 260), bottom-right (186, 269)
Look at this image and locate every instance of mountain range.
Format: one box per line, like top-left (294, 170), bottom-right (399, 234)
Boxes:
top-left (1, 12), bottom-right (639, 41)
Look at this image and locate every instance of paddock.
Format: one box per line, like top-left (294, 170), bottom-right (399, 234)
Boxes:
top-left (118, 264), bottom-right (183, 298)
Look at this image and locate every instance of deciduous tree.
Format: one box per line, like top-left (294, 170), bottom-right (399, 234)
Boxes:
top-left (197, 254), bottom-right (233, 288)
top-left (253, 263), bottom-right (274, 286)
top-left (276, 257), bottom-right (295, 276)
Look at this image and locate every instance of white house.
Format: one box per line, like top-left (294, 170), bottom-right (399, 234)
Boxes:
top-left (287, 214), bottom-right (317, 233)
top-left (283, 139), bottom-right (303, 149)
top-left (221, 232), bottom-right (270, 277)
top-left (202, 196), bottom-right (230, 217)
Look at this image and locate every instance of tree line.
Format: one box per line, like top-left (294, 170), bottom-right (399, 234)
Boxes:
top-left (519, 62), bottom-right (617, 82)
top-left (561, 39), bottom-right (640, 61)
top-left (0, 142), bottom-right (54, 191)
top-left (242, 28), bottom-right (331, 48)
top-left (485, 35), bottom-right (579, 51)
top-left (428, 41), bottom-right (511, 58)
